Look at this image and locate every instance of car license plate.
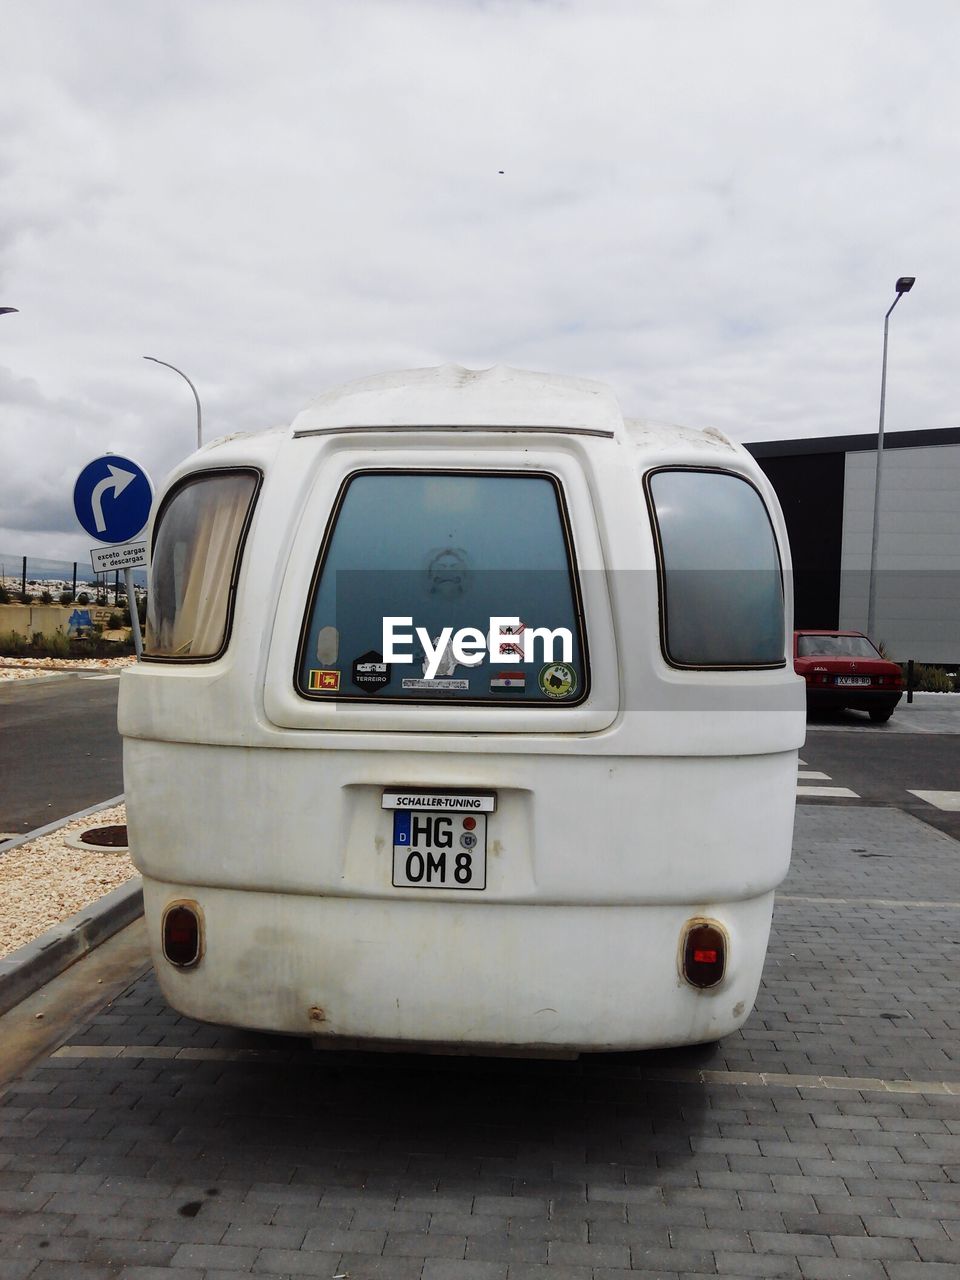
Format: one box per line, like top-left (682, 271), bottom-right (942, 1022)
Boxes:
top-left (382, 791), bottom-right (494, 890)
top-left (836, 675), bottom-right (871, 686)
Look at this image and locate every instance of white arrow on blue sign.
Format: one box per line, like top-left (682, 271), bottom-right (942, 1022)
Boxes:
top-left (73, 455), bottom-right (154, 544)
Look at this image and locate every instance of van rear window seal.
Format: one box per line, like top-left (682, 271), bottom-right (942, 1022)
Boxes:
top-left (294, 467), bottom-right (590, 706)
top-left (644, 464), bottom-right (786, 672)
top-left (142, 466), bottom-right (262, 665)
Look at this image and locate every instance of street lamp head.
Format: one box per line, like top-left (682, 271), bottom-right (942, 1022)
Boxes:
top-left (0, 307), bottom-right (18, 316)
top-left (895, 276), bottom-right (915, 294)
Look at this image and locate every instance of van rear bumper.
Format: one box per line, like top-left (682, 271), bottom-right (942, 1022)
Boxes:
top-left (143, 877), bottom-right (774, 1052)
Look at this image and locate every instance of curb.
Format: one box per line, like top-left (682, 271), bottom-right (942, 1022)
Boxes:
top-left (0, 796), bottom-right (145, 1017)
top-left (0, 879), bottom-right (145, 1018)
top-left (0, 794), bottom-right (125, 855)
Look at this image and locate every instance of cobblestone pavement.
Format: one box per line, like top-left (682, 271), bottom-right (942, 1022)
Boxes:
top-left (1, 806), bottom-right (959, 1279)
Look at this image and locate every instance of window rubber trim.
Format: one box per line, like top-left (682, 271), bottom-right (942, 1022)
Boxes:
top-left (643, 464), bottom-right (787, 671)
top-left (141, 466), bottom-right (263, 665)
top-left (294, 467), bottom-right (591, 707)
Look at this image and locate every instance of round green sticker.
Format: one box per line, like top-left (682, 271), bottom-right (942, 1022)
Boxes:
top-left (538, 662), bottom-right (578, 699)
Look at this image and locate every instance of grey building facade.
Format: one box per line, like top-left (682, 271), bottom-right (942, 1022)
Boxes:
top-left (746, 427), bottom-right (960, 665)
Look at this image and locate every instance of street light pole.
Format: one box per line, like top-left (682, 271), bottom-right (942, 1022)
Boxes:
top-left (143, 356), bottom-right (202, 451)
top-left (0, 307), bottom-right (18, 316)
top-left (866, 276), bottom-right (915, 641)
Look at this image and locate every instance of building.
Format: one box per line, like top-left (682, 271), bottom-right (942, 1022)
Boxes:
top-left (746, 427), bottom-right (960, 665)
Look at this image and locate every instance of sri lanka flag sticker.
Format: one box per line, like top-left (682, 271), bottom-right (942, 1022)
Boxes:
top-left (309, 669), bottom-right (341, 691)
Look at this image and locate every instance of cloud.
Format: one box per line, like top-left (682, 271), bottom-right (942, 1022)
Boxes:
top-left (1, 0), bottom-right (958, 560)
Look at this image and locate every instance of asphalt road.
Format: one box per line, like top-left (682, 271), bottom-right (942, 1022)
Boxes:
top-left (0, 672), bottom-right (124, 837)
top-left (801, 701), bottom-right (960, 842)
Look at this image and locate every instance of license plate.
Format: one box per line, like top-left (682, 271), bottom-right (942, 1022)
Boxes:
top-left (836, 675), bottom-right (871, 686)
top-left (382, 791), bottom-right (493, 890)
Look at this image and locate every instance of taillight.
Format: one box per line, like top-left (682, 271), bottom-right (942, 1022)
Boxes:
top-left (681, 920), bottom-right (727, 989)
top-left (162, 902), bottom-right (203, 968)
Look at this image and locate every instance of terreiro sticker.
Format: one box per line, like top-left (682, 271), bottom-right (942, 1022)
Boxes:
top-left (352, 650), bottom-right (391, 692)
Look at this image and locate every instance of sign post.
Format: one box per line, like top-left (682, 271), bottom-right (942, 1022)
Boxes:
top-left (73, 455), bottom-right (153, 660)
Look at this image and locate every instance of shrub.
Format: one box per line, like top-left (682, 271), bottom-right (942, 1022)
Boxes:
top-left (45, 631), bottom-right (71, 658)
top-left (0, 585), bottom-right (10, 603)
top-left (76, 592), bottom-right (90, 605)
top-left (39, 589), bottom-right (53, 605)
top-left (905, 663), bottom-right (956, 693)
top-left (107, 612), bottom-right (124, 630)
top-left (59, 591), bottom-right (73, 605)
top-left (0, 630), bottom-right (29, 656)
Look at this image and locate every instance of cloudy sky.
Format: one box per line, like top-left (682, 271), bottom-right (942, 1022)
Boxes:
top-left (1, 0), bottom-right (957, 565)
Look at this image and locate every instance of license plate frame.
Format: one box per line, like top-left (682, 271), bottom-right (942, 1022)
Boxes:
top-left (382, 791), bottom-right (494, 891)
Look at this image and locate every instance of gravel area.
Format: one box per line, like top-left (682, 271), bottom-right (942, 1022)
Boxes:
top-left (0, 804), bottom-right (136, 958)
top-left (0, 655), bottom-right (136, 681)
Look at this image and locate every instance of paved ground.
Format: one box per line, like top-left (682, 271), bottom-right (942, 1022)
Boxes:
top-left (1, 805), bottom-right (959, 1279)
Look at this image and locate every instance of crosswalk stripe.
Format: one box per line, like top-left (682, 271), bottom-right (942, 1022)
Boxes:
top-left (796, 785), bottom-right (859, 799)
top-left (907, 790), bottom-right (960, 812)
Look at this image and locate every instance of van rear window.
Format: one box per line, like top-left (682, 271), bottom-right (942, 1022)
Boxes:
top-left (297, 471), bottom-right (587, 704)
top-left (145, 469), bottom-right (260, 661)
top-left (645, 467), bottom-right (785, 669)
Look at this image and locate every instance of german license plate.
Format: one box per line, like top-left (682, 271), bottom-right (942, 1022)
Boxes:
top-left (836, 675), bottom-right (870, 686)
top-left (382, 791), bottom-right (493, 890)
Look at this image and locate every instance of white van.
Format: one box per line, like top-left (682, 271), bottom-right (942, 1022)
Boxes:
top-left (119, 364), bottom-right (805, 1052)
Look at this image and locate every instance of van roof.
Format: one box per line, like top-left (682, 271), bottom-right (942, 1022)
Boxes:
top-left (194, 366), bottom-right (740, 464)
top-left (291, 363), bottom-right (626, 439)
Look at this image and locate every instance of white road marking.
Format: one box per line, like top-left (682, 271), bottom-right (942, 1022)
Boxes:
top-left (798, 770), bottom-right (831, 781)
top-left (907, 789), bottom-right (960, 812)
top-left (80, 673), bottom-right (121, 681)
top-left (780, 894), bottom-right (960, 909)
top-left (48, 1044), bottom-right (960, 1094)
top-left (797, 758), bottom-right (807, 767)
top-left (796, 785), bottom-right (859, 798)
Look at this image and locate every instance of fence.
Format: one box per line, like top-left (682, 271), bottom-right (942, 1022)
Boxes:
top-left (0, 553), bottom-right (146, 607)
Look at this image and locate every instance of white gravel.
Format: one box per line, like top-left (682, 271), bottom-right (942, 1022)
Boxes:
top-left (0, 657), bottom-right (140, 959)
top-left (0, 655), bottom-right (136, 681)
top-left (0, 810), bottom-right (136, 959)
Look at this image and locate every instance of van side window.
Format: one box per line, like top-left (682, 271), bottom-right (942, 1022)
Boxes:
top-left (297, 471), bottom-right (587, 704)
top-left (645, 468), bottom-right (785, 669)
top-left (145, 469), bottom-right (260, 661)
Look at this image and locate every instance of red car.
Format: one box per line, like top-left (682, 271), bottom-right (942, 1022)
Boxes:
top-left (794, 630), bottom-right (903, 723)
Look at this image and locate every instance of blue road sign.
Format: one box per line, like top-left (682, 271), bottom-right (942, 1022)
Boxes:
top-left (73, 455), bottom-right (153, 544)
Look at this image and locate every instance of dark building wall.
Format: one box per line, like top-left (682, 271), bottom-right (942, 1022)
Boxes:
top-left (753, 452), bottom-right (846, 628)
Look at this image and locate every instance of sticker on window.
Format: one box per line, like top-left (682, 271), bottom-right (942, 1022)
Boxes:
top-left (296, 472), bottom-right (587, 705)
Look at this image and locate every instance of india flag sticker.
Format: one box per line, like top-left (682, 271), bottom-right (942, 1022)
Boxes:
top-left (490, 671), bottom-right (526, 691)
